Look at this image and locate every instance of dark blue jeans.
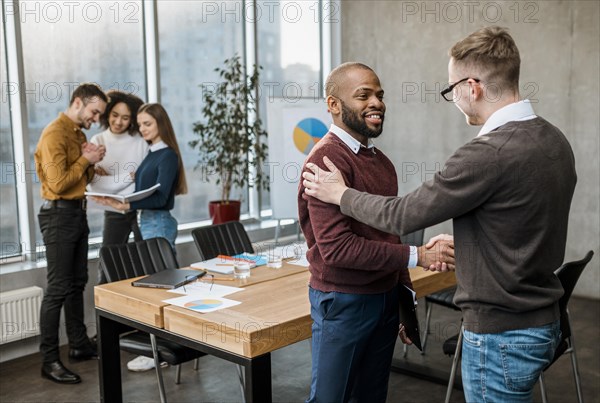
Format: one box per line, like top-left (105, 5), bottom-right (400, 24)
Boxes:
top-left (38, 205), bottom-right (92, 364)
top-left (307, 286), bottom-right (399, 403)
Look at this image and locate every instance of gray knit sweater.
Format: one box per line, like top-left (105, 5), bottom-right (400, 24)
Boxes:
top-left (340, 117), bottom-right (576, 333)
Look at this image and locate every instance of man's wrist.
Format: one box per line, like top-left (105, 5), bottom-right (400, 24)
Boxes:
top-left (408, 246), bottom-right (418, 268)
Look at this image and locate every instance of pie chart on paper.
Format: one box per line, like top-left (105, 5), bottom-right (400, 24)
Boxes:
top-left (293, 118), bottom-right (328, 155)
top-left (184, 299), bottom-right (223, 312)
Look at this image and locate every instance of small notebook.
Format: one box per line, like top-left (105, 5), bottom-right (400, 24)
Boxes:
top-left (131, 269), bottom-right (206, 289)
top-left (191, 254), bottom-right (267, 274)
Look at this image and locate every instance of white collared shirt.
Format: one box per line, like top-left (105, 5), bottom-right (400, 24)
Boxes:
top-left (478, 99), bottom-right (537, 137)
top-left (328, 124), bottom-right (418, 267)
top-left (328, 124), bottom-right (375, 154)
top-left (149, 140), bottom-right (169, 152)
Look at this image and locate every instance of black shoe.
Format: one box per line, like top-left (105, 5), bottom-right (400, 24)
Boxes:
top-left (90, 335), bottom-right (97, 349)
top-left (41, 361), bottom-right (81, 384)
top-left (68, 345), bottom-right (98, 362)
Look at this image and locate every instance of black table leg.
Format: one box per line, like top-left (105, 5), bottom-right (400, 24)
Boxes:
top-left (97, 311), bottom-right (124, 403)
top-left (243, 353), bottom-right (272, 403)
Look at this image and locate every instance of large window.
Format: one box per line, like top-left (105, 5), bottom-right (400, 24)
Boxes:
top-left (1, 18), bottom-right (20, 258)
top-left (157, 1), bottom-right (245, 224)
top-left (19, 0), bottom-right (146, 240)
top-left (257, 0), bottom-right (323, 210)
top-left (1, 0), bottom-right (332, 262)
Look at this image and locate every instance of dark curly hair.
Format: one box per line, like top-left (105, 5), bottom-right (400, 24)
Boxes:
top-left (99, 90), bottom-right (145, 135)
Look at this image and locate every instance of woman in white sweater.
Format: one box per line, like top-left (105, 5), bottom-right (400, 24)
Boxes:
top-left (89, 90), bottom-right (148, 278)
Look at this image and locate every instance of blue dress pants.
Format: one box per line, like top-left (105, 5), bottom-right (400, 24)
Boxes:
top-left (307, 286), bottom-right (399, 403)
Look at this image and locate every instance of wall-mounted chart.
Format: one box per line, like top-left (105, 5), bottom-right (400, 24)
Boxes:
top-left (293, 118), bottom-right (328, 155)
top-left (267, 99), bottom-right (331, 221)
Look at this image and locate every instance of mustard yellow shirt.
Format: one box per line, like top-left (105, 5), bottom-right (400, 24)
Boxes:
top-left (34, 112), bottom-right (95, 200)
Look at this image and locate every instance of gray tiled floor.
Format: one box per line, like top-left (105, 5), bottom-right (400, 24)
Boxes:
top-left (1, 297), bottom-right (598, 402)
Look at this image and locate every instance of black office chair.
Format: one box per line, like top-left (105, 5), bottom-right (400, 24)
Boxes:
top-left (191, 222), bottom-right (254, 400)
top-left (442, 251), bottom-right (594, 403)
top-left (539, 250), bottom-right (593, 403)
top-left (421, 285), bottom-right (460, 354)
top-left (98, 237), bottom-right (205, 403)
top-left (192, 221), bottom-right (254, 260)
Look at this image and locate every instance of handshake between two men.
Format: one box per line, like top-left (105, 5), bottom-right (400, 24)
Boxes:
top-left (302, 156), bottom-right (456, 272)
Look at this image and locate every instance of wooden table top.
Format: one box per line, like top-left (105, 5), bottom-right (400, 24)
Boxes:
top-left (95, 263), bottom-right (456, 357)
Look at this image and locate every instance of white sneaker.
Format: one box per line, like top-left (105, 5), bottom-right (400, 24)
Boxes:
top-left (126, 355), bottom-right (168, 372)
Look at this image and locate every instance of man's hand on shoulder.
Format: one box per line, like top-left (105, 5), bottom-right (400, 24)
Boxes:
top-left (418, 234), bottom-right (455, 272)
top-left (302, 156), bottom-right (348, 206)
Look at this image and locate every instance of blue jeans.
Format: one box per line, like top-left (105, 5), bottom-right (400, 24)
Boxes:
top-left (461, 320), bottom-right (560, 402)
top-left (307, 286), bottom-right (399, 403)
top-left (139, 209), bottom-right (178, 253)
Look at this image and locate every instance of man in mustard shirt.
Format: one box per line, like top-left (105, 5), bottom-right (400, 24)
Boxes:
top-left (35, 83), bottom-right (107, 384)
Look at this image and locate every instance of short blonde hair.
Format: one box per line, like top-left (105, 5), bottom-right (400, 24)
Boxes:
top-left (450, 26), bottom-right (520, 94)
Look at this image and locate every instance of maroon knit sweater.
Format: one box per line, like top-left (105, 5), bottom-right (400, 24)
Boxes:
top-left (298, 133), bottom-right (413, 294)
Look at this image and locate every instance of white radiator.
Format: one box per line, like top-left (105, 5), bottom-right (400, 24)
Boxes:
top-left (0, 286), bottom-right (43, 344)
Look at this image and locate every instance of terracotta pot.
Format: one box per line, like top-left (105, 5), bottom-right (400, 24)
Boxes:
top-left (209, 200), bottom-right (241, 224)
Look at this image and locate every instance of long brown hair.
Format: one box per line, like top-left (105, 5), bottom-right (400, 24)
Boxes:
top-left (138, 103), bottom-right (188, 195)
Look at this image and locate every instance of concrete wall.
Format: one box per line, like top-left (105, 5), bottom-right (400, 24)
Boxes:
top-left (340, 0), bottom-right (599, 298)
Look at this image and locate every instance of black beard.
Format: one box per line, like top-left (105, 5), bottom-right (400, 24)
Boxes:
top-left (341, 102), bottom-right (383, 139)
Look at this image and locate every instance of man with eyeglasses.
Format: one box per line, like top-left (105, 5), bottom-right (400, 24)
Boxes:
top-left (301, 26), bottom-right (576, 402)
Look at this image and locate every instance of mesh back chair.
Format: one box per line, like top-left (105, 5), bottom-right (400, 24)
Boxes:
top-left (539, 250), bottom-right (593, 403)
top-left (98, 237), bottom-right (205, 403)
top-left (443, 250), bottom-right (594, 403)
top-left (401, 229), bottom-right (425, 357)
top-left (192, 221), bottom-right (254, 260)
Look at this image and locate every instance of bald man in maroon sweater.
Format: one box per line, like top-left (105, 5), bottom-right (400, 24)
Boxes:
top-left (298, 63), bottom-right (454, 403)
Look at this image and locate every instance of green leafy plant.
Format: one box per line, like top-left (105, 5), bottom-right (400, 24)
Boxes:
top-left (189, 55), bottom-right (269, 204)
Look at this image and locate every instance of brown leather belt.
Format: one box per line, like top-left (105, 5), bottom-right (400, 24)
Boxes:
top-left (42, 199), bottom-right (87, 210)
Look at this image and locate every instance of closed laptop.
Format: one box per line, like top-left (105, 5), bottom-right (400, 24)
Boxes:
top-left (131, 269), bottom-right (206, 289)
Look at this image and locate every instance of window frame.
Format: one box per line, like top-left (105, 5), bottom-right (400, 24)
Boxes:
top-left (0, 0), bottom-right (339, 265)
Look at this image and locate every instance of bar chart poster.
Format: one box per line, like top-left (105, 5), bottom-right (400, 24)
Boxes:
top-left (267, 99), bottom-right (331, 220)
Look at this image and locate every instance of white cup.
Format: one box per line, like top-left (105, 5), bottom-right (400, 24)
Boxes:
top-left (267, 253), bottom-right (283, 269)
top-left (233, 262), bottom-right (251, 278)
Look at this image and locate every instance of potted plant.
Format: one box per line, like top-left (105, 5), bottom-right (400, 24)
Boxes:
top-left (189, 55), bottom-right (269, 224)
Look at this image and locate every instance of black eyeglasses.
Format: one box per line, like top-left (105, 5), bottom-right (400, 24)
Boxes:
top-left (183, 272), bottom-right (214, 293)
top-left (440, 78), bottom-right (480, 102)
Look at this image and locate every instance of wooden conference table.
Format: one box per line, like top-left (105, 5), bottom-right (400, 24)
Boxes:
top-left (95, 262), bottom-right (456, 403)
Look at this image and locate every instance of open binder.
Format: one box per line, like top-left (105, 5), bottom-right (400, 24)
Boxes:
top-left (85, 183), bottom-right (160, 213)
